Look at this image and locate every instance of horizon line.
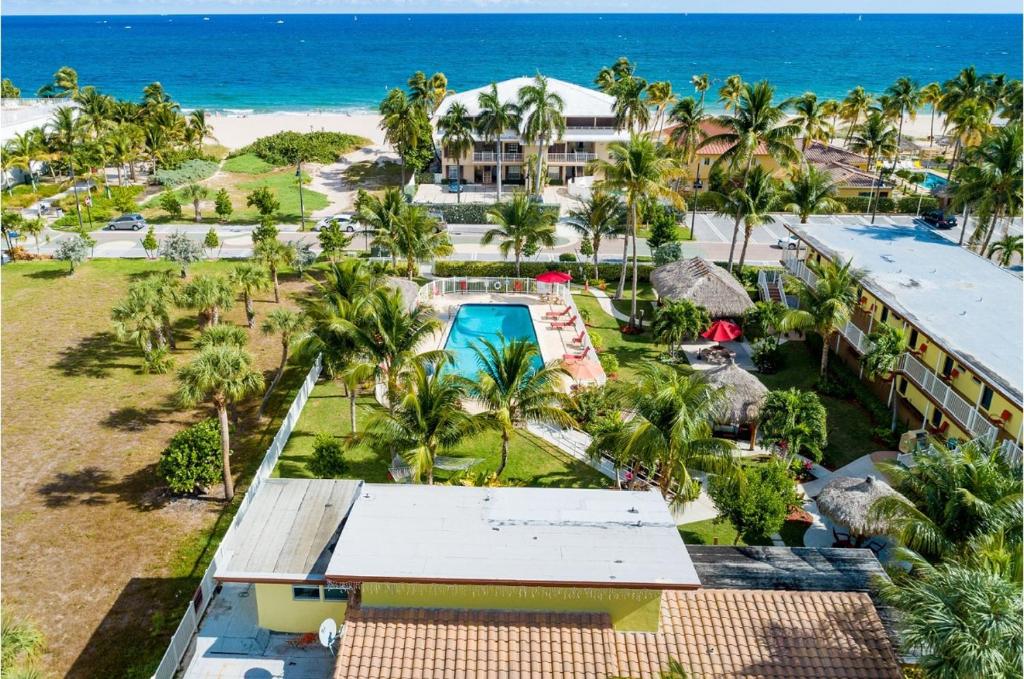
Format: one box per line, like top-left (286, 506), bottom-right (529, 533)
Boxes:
top-left (4, 10), bottom-right (1023, 16)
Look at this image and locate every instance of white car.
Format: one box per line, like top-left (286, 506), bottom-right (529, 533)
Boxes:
top-left (777, 236), bottom-right (800, 250)
top-left (313, 213), bottom-right (356, 232)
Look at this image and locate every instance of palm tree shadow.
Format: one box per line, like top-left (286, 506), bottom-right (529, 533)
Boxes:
top-left (36, 462), bottom-right (217, 511)
top-left (51, 331), bottom-right (138, 378)
top-left (25, 268), bottom-right (72, 280)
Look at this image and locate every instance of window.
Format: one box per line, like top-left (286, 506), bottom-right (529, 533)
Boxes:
top-left (931, 409), bottom-right (943, 427)
top-left (898, 378), bottom-right (908, 395)
top-left (880, 307), bottom-right (889, 323)
top-left (447, 166), bottom-right (459, 180)
top-left (942, 356), bottom-right (954, 378)
top-left (703, 158), bottom-right (710, 166)
top-left (507, 166), bottom-right (521, 179)
top-left (908, 329), bottom-right (919, 349)
top-left (292, 586), bottom-right (320, 601)
top-left (324, 587), bottom-right (349, 601)
top-left (981, 386), bottom-right (994, 411)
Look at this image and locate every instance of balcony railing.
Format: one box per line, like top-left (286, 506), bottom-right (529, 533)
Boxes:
top-left (757, 269), bottom-right (788, 308)
top-left (838, 319), bottom-right (872, 354)
top-left (1001, 439), bottom-right (1022, 466)
top-left (782, 251), bottom-right (817, 287)
top-left (898, 353), bottom-right (998, 441)
top-left (547, 152), bottom-right (597, 164)
top-left (471, 152), bottom-right (523, 163)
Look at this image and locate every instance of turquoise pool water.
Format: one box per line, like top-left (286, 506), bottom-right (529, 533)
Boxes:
top-left (443, 304), bottom-right (543, 380)
top-left (918, 172), bottom-right (948, 191)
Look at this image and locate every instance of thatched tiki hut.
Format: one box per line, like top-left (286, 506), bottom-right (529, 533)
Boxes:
top-left (387, 277), bottom-right (421, 311)
top-left (815, 475), bottom-right (903, 546)
top-left (650, 257), bottom-right (755, 319)
top-left (704, 360), bottom-right (768, 450)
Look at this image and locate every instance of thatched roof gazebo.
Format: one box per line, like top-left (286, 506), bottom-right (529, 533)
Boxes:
top-left (815, 475), bottom-right (903, 545)
top-left (704, 361), bottom-right (768, 450)
top-left (387, 277), bottom-right (421, 312)
top-left (650, 257), bottom-right (754, 318)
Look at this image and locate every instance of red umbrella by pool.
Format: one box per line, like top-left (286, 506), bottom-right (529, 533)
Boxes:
top-left (702, 319), bottom-right (742, 342)
top-left (535, 271), bottom-right (572, 283)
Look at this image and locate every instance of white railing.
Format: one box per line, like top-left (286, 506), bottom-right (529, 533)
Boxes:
top-left (898, 353), bottom-right (998, 441)
top-left (838, 319), bottom-right (872, 354)
top-left (1000, 439), bottom-right (1023, 466)
top-left (471, 152), bottom-right (524, 163)
top-left (757, 269), bottom-right (788, 308)
top-left (782, 252), bottom-right (817, 287)
top-left (152, 354), bottom-right (323, 679)
top-left (547, 152), bottom-right (597, 164)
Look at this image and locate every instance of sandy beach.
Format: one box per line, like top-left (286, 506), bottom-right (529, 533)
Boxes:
top-left (208, 111), bottom-right (387, 150)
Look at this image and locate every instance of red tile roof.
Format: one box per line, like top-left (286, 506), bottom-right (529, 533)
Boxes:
top-left (696, 121), bottom-right (770, 156)
top-left (333, 589), bottom-right (902, 679)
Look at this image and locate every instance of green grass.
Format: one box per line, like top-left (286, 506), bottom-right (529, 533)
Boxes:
top-left (573, 291), bottom-right (662, 380)
top-left (343, 160), bottom-right (403, 186)
top-left (237, 171), bottom-right (329, 218)
top-left (757, 341), bottom-right (881, 470)
top-left (677, 518), bottom-right (772, 547)
top-left (274, 379), bottom-right (610, 488)
top-left (222, 153), bottom-right (276, 174)
top-left (779, 520), bottom-right (809, 547)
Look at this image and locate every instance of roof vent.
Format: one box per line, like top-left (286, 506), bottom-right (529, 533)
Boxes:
top-left (881, 254), bottom-right (896, 263)
top-left (627, 507), bottom-right (639, 514)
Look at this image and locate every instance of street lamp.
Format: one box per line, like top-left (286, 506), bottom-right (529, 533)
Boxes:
top-left (689, 171), bottom-right (703, 241)
top-left (296, 160), bottom-right (306, 231)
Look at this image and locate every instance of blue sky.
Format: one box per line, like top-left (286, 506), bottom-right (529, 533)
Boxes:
top-left (3, 0), bottom-right (1022, 14)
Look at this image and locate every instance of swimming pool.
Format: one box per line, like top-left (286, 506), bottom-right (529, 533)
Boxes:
top-left (442, 304), bottom-right (544, 380)
top-left (918, 172), bottom-right (948, 191)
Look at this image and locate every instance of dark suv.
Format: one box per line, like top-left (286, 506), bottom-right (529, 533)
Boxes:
top-left (921, 210), bottom-right (957, 229)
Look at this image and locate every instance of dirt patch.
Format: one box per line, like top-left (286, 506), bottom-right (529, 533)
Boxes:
top-left (1, 259), bottom-right (313, 677)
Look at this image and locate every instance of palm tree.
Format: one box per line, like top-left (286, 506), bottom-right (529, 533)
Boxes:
top-left (75, 86), bottom-right (113, 141)
top-left (45, 106), bottom-right (83, 179)
top-left (780, 258), bottom-right (859, 376)
top-left (717, 165), bottom-right (782, 275)
top-left (758, 388), bottom-right (828, 461)
top-left (595, 58), bottom-right (636, 93)
top-left (407, 71), bottom-right (450, 116)
top-left (4, 130), bottom-right (43, 188)
top-left (940, 66), bottom-right (988, 121)
top-left (952, 123), bottom-right (1021, 255)
top-left (849, 111), bottom-right (899, 210)
top-left (691, 73), bottom-right (710, 109)
top-left (589, 363), bottom-right (736, 501)
top-left (379, 88), bottom-right (429, 185)
top-left (517, 74), bottom-right (566, 198)
top-left (789, 92), bottom-right (831, 151)
top-left (667, 97), bottom-right (707, 164)
top-left (229, 263), bottom-right (271, 328)
top-left (253, 237), bottom-right (294, 304)
top-left (358, 186), bottom-right (405, 268)
top-left (37, 66), bottom-right (79, 98)
top-left (1000, 79), bottom-right (1022, 122)
top-left (393, 205), bottom-right (452, 279)
top-left (107, 124), bottom-right (136, 186)
top-left (142, 272), bottom-right (181, 349)
top-left (181, 183), bottom-right (208, 222)
top-left (196, 324), bottom-right (248, 349)
top-left (187, 109), bottom-right (216, 151)
top-left (258, 308), bottom-right (307, 415)
top-left (646, 81), bottom-right (676, 137)
top-left (357, 357), bottom-right (476, 484)
top-left (652, 299), bottom-right (709, 357)
top-left (177, 345), bottom-right (264, 500)
top-left (821, 98), bottom-right (841, 143)
top-left (840, 86), bottom-right (873, 144)
top-left (860, 324), bottom-right (909, 431)
top-left (919, 82), bottom-right (943, 142)
top-left (112, 284), bottom-right (167, 354)
top-left (462, 338), bottom-right (574, 478)
top-left (182, 274), bottom-right (235, 327)
top-left (476, 83), bottom-right (521, 202)
top-left (340, 359), bottom-right (376, 434)
top-left (437, 101), bottom-right (474, 201)
top-left (700, 80), bottom-right (799, 271)
top-left (591, 134), bottom-right (685, 324)
top-left (611, 75), bottom-right (651, 134)
top-left (885, 77), bottom-right (920, 166)
top-left (718, 75), bottom-right (744, 111)
top-left (482, 192), bottom-right (557, 276)
top-left (565, 190), bottom-right (625, 280)
top-left (19, 217), bottom-right (44, 254)
top-left (945, 98), bottom-right (993, 181)
top-left (989, 234), bottom-right (1023, 267)
top-left (784, 165), bottom-right (843, 223)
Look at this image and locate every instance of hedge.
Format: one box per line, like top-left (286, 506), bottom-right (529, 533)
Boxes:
top-left (231, 131), bottom-right (369, 166)
top-left (415, 202), bottom-right (561, 224)
top-left (433, 260), bottom-right (653, 282)
top-left (155, 159), bottom-right (219, 187)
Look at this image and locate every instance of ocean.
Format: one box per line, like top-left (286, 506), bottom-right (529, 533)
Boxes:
top-left (1, 13), bottom-right (1020, 112)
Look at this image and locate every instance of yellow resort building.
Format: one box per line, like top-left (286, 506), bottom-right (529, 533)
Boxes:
top-left (431, 76), bottom-right (630, 187)
top-left (779, 222), bottom-right (1023, 461)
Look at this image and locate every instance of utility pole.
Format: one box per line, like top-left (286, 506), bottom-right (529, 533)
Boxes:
top-left (689, 166), bottom-right (702, 241)
top-left (296, 160), bottom-right (306, 231)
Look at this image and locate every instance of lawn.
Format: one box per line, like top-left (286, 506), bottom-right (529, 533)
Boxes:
top-left (342, 160), bottom-right (404, 187)
top-left (757, 341), bottom-right (883, 470)
top-left (1, 258), bottom-right (315, 677)
top-left (274, 379), bottom-right (610, 488)
top-left (221, 152), bottom-right (276, 174)
top-left (677, 518), bottom-right (772, 547)
top-left (573, 291), bottom-right (662, 380)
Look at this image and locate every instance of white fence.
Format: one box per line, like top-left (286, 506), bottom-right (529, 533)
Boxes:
top-left (151, 354), bottom-right (323, 679)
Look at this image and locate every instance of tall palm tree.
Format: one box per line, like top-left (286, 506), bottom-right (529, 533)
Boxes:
top-left (945, 99), bottom-right (995, 183)
top-left (358, 356), bottom-right (476, 484)
top-left (953, 124), bottom-right (1022, 255)
top-left (595, 57), bottom-right (636, 93)
top-left (476, 83), bottom-right (521, 202)
top-left (437, 101), bottom-right (474, 202)
top-left (358, 187), bottom-right (406, 269)
top-left (718, 165), bottom-right (782, 275)
top-left (379, 87), bottom-right (430, 185)
top-left (3, 131), bottom-right (42, 188)
top-left (37, 66), bottom-right (79, 98)
top-left (989, 234), bottom-right (1023, 267)
top-left (463, 338), bottom-right (574, 478)
top-left (821, 98), bottom-right (841, 143)
top-left (589, 363), bottom-right (736, 501)
top-left (182, 274), bottom-right (236, 327)
top-left (1000, 79), bottom-right (1022, 122)
top-left (919, 82), bottom-right (943, 142)
top-left (253, 237), bottom-right (294, 304)
top-left (885, 77), bottom-right (920, 166)
top-left (591, 134), bottom-right (685, 322)
top-left (258, 308), bottom-right (307, 415)
top-left (181, 183), bottom-right (209, 222)
top-left (718, 75), bottom-right (744, 111)
top-left (482, 192), bottom-right (557, 276)
top-left (848, 111), bottom-right (899, 201)
top-left (45, 106), bottom-right (83, 178)
top-left (691, 73), bottom-right (710, 109)
top-left (177, 345), bottom-right (264, 500)
top-left (517, 74), bottom-right (566, 198)
top-left (106, 124), bottom-right (136, 186)
top-left (860, 324), bottom-right (909, 430)
top-left (187, 109), bottom-right (216, 151)
top-left (784, 165), bottom-right (843, 223)
top-left (700, 80), bottom-right (799, 271)
top-left (789, 92), bottom-right (831, 151)
top-left (407, 71), bottom-right (450, 116)
top-left (565, 190), bottom-right (626, 280)
top-left (840, 86), bottom-right (873, 144)
top-left (611, 75), bottom-right (651, 134)
top-left (229, 263), bottom-right (271, 328)
top-left (392, 204), bottom-right (452, 279)
top-left (940, 66), bottom-right (988, 120)
top-left (780, 257), bottom-right (859, 376)
top-left (667, 97), bottom-right (707, 164)
top-left (75, 86), bottom-right (113, 140)
top-left (647, 81), bottom-right (676, 138)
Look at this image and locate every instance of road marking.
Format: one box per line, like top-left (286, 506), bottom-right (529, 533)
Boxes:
top-left (699, 214), bottom-right (729, 243)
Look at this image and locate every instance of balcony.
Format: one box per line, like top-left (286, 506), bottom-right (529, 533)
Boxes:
top-left (471, 152), bottom-right (523, 163)
top-left (547, 152), bottom-right (597, 164)
top-left (898, 353), bottom-right (998, 441)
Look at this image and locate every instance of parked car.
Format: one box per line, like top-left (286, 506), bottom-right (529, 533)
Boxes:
top-left (106, 214), bottom-right (147, 231)
top-left (427, 210), bottom-right (447, 232)
top-left (921, 210), bottom-right (957, 229)
top-left (313, 213), bottom-right (357, 232)
top-left (777, 235), bottom-right (800, 250)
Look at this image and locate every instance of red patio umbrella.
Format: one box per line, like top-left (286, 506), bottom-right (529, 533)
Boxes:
top-left (702, 319), bottom-right (742, 342)
top-left (535, 271), bottom-right (572, 283)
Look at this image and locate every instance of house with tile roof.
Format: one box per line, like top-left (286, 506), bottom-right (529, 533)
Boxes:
top-left (803, 140), bottom-right (895, 199)
top-left (194, 480), bottom-right (904, 679)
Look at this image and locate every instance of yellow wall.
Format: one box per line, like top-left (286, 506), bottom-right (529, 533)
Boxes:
top-left (254, 583), bottom-right (348, 634)
top-left (361, 582), bottom-right (663, 632)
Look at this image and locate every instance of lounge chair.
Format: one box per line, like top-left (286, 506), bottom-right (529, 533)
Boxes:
top-left (549, 315), bottom-right (577, 330)
top-left (568, 330), bottom-right (586, 346)
top-left (564, 347), bottom-right (591, 361)
top-left (544, 305), bottom-right (571, 319)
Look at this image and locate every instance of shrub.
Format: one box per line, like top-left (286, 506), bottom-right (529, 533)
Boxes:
top-left (159, 192), bottom-right (183, 219)
top-left (109, 186), bottom-right (138, 213)
top-left (415, 202), bottom-right (560, 224)
top-left (159, 231), bottom-right (205, 276)
top-left (598, 353), bottom-right (619, 376)
top-left (760, 388), bottom-right (828, 461)
top-left (708, 461), bottom-right (799, 543)
top-left (246, 186), bottom-right (279, 217)
top-left (142, 346), bottom-right (174, 374)
top-left (214, 188), bottom-right (233, 221)
top-left (677, 478), bottom-right (702, 503)
top-left (308, 433), bottom-right (349, 478)
top-left (53, 236), bottom-right (89, 272)
top-left (896, 195), bottom-right (939, 214)
top-left (835, 196), bottom-right (896, 213)
top-left (232, 131), bottom-right (368, 166)
top-left (155, 159), bottom-right (219, 187)
top-left (157, 419), bottom-right (222, 494)
top-left (558, 252), bottom-right (577, 262)
top-left (751, 337), bottom-right (783, 373)
top-left (158, 147), bottom-right (217, 172)
top-left (567, 385), bottom-right (620, 432)
top-left (653, 241), bottom-right (684, 266)
top-left (221, 153), bottom-right (275, 174)
top-left (433, 260), bottom-right (653, 283)
top-left (414, 170), bottom-right (437, 184)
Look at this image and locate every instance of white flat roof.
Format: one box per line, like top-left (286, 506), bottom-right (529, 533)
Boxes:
top-left (325, 484), bottom-right (700, 589)
top-left (788, 222), bottom-right (1024, 403)
top-left (434, 76), bottom-right (616, 119)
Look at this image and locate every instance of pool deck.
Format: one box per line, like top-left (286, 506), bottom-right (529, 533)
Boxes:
top-left (421, 292), bottom-right (605, 386)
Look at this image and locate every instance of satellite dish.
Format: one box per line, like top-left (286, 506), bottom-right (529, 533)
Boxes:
top-left (318, 618), bottom-right (338, 649)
